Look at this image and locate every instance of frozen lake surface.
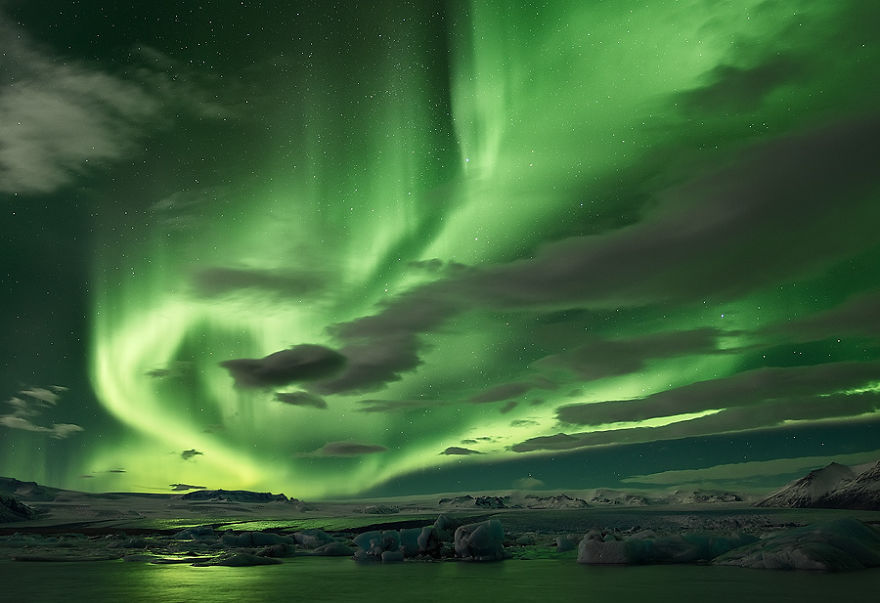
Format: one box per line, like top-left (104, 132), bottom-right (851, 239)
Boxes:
top-left (3, 557), bottom-right (878, 603)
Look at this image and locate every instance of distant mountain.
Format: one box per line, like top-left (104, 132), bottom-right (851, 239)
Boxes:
top-left (522, 493), bottom-right (590, 509)
top-left (821, 461), bottom-right (880, 511)
top-left (438, 493), bottom-right (589, 509)
top-left (670, 489), bottom-right (743, 505)
top-left (438, 495), bottom-right (510, 508)
top-left (588, 489), bottom-right (650, 506)
top-left (756, 461), bottom-right (880, 510)
top-left (178, 489), bottom-right (291, 503)
top-left (0, 477), bottom-right (63, 502)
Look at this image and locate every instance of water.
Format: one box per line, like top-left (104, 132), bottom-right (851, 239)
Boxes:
top-left (2, 558), bottom-right (878, 603)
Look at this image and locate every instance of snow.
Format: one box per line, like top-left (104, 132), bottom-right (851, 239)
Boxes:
top-left (757, 462), bottom-right (855, 508)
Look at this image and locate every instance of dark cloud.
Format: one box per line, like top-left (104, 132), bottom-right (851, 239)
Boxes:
top-left (311, 335), bottom-right (424, 395)
top-left (460, 439), bottom-right (478, 445)
top-left (274, 391), bottom-right (327, 409)
top-left (357, 399), bottom-right (443, 413)
top-left (310, 293), bottom-right (459, 394)
top-left (534, 328), bottom-right (726, 381)
top-left (459, 116), bottom-right (880, 309)
top-left (221, 344), bottom-right (346, 388)
top-left (764, 289), bottom-right (880, 342)
top-left (441, 446), bottom-right (481, 455)
top-left (296, 115), bottom-right (880, 397)
top-left (556, 361), bottom-right (880, 427)
top-left (469, 378), bottom-right (557, 404)
top-left (171, 483), bottom-right (206, 492)
top-left (191, 266), bottom-right (324, 298)
top-left (682, 55), bottom-right (803, 113)
top-left (513, 391), bottom-right (880, 453)
top-left (181, 449), bottom-right (203, 460)
top-left (469, 382), bottom-right (534, 404)
top-left (307, 441), bottom-right (387, 457)
top-left (500, 401), bottom-right (518, 414)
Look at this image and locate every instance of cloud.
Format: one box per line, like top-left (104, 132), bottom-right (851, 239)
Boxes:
top-left (305, 441), bottom-right (387, 457)
top-left (622, 450), bottom-right (880, 486)
top-left (500, 401), bottom-right (518, 414)
top-left (0, 15), bottom-right (228, 196)
top-left (221, 344), bottom-right (346, 388)
top-left (763, 289), bottom-right (880, 342)
top-left (310, 335), bottom-right (424, 395)
top-left (682, 55), bottom-right (803, 113)
top-left (181, 449), bottom-right (203, 460)
top-left (357, 399), bottom-right (443, 413)
top-left (533, 328), bottom-right (726, 381)
top-left (171, 483), bottom-right (206, 492)
top-left (555, 361), bottom-right (880, 427)
top-left (191, 267), bottom-right (325, 298)
top-left (0, 386), bottom-right (83, 439)
top-left (441, 446), bottom-right (481, 456)
top-left (511, 419), bottom-right (539, 427)
top-left (311, 293), bottom-right (459, 394)
top-left (458, 116), bottom-right (880, 310)
top-left (275, 391), bottom-right (327, 409)
top-left (17, 387), bottom-right (60, 404)
top-left (468, 382), bottom-right (535, 404)
top-left (513, 390), bottom-right (880, 454)
top-left (460, 439), bottom-right (478, 445)
top-left (282, 114), bottom-right (880, 398)
top-left (513, 476), bottom-right (545, 490)
top-left (0, 415), bottom-right (84, 439)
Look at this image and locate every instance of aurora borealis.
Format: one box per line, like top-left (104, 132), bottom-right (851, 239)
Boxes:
top-left (2, 1), bottom-right (880, 499)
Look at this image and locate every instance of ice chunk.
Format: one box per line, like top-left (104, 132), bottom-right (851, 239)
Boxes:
top-left (578, 530), bottom-right (628, 564)
top-left (716, 518), bottom-right (880, 571)
top-left (433, 514), bottom-right (459, 540)
top-left (173, 526), bottom-right (217, 541)
top-left (293, 529), bottom-right (333, 549)
top-left (555, 535), bottom-right (579, 553)
top-left (353, 529), bottom-right (402, 561)
top-left (353, 530), bottom-right (383, 555)
top-left (220, 531), bottom-right (292, 547)
top-left (257, 543), bottom-right (296, 557)
top-left (454, 519), bottom-right (506, 561)
top-left (577, 529), bottom-right (755, 565)
top-left (311, 541), bottom-right (352, 556)
top-left (399, 528), bottom-right (422, 557)
top-left (381, 550), bottom-right (404, 563)
top-left (417, 526), bottom-right (441, 555)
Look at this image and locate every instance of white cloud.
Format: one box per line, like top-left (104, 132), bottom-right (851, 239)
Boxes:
top-left (0, 17), bottom-right (227, 195)
top-left (0, 386), bottom-right (83, 439)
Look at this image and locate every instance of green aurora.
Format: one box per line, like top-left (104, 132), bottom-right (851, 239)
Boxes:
top-left (2, 1), bottom-right (880, 498)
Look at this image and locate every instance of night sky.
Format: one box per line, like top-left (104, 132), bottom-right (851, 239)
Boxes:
top-left (2, 1), bottom-right (879, 499)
